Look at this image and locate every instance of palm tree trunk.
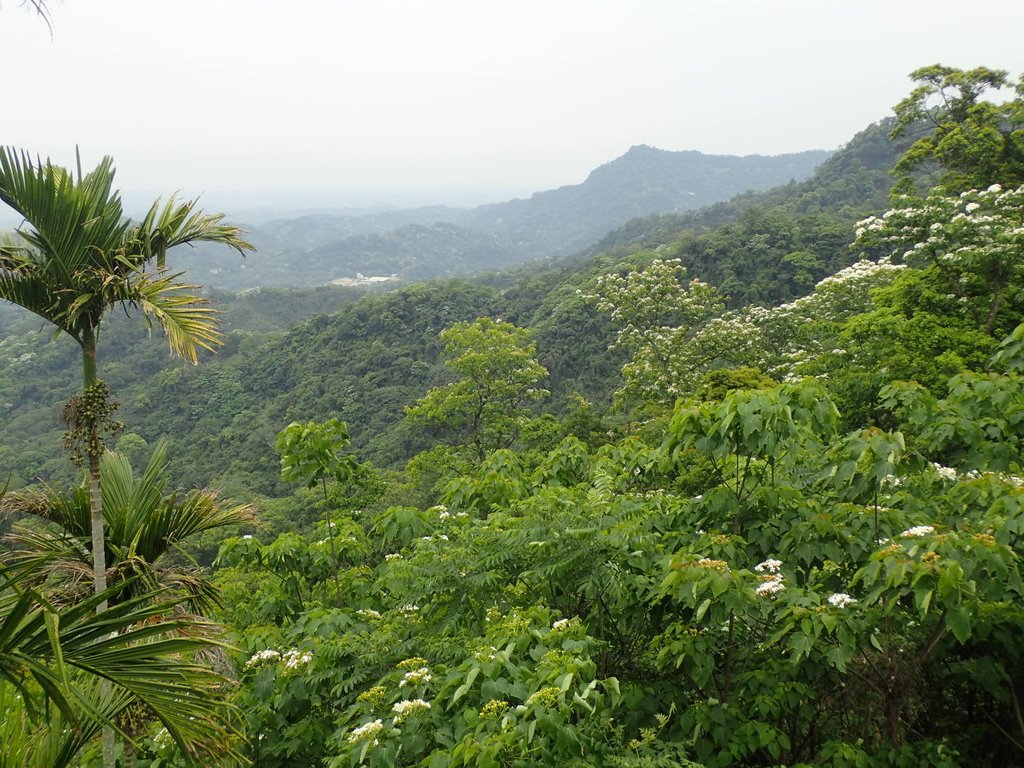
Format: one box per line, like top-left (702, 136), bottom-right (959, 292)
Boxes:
top-left (83, 330), bottom-right (116, 768)
top-left (88, 457), bottom-right (106, 599)
top-left (82, 330), bottom-right (108, 607)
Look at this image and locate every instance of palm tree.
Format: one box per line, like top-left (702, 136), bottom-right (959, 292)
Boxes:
top-left (0, 557), bottom-right (245, 767)
top-left (0, 147), bottom-right (253, 612)
top-left (3, 440), bottom-right (256, 614)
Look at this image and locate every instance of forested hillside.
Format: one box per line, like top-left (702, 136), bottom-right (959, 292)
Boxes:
top-left (3, 63), bottom-right (1024, 768)
top-left (0, 122), bottom-right (884, 493)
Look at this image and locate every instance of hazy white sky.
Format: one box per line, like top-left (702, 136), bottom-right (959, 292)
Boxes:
top-left (2, 0), bottom-right (1023, 208)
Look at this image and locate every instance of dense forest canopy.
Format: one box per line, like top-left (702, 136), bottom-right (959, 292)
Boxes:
top-left (2, 63), bottom-right (1024, 767)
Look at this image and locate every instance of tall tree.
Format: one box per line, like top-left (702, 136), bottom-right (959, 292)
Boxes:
top-left (405, 317), bottom-right (549, 461)
top-left (275, 419), bottom-right (357, 602)
top-left (0, 148), bottom-right (253, 616)
top-left (891, 65), bottom-right (1024, 192)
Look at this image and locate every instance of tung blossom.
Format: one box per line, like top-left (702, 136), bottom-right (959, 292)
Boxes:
top-left (282, 649), bottom-right (313, 671)
top-left (244, 649), bottom-right (281, 670)
top-left (392, 698), bottom-right (431, 723)
top-left (399, 666), bottom-right (432, 687)
top-left (756, 578), bottom-right (785, 597)
top-left (827, 593), bottom-right (857, 608)
top-left (347, 719), bottom-right (383, 745)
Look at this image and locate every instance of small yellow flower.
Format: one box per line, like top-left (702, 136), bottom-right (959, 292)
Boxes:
top-left (396, 657), bottom-right (428, 671)
top-left (480, 699), bottom-right (510, 720)
top-left (527, 687), bottom-right (561, 708)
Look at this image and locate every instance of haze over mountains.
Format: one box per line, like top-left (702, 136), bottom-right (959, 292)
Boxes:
top-left (166, 146), bottom-right (830, 291)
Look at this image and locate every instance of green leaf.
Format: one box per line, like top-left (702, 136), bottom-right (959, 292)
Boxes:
top-left (558, 671), bottom-right (574, 694)
top-left (947, 604), bottom-right (972, 643)
top-left (695, 598), bottom-right (712, 622)
top-left (915, 588), bottom-right (933, 619)
top-left (451, 666), bottom-right (480, 705)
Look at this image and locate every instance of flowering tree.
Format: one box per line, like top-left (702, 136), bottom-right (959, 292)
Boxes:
top-left (583, 257), bottom-right (724, 409)
top-left (854, 184), bottom-right (1024, 335)
top-left (586, 256), bottom-right (907, 410)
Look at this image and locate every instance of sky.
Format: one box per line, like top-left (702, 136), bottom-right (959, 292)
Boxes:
top-left (2, 0), bottom-right (1024, 212)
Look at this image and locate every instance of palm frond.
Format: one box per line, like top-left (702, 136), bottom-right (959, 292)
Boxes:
top-left (0, 241), bottom-right (68, 331)
top-left (0, 148), bottom-right (129, 281)
top-left (150, 568), bottom-right (223, 614)
top-left (132, 197), bottom-right (254, 269)
top-left (129, 273), bottom-right (224, 362)
top-left (1, 480), bottom-right (91, 537)
top-left (0, 148), bottom-right (251, 361)
top-left (0, 676), bottom-right (136, 768)
top-left (5, 445), bottom-right (254, 610)
top-left (0, 570), bottom-right (242, 764)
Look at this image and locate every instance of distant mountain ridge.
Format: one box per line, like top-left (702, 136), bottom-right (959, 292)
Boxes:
top-left (462, 145), bottom-right (831, 257)
top-left (168, 145), bottom-right (831, 291)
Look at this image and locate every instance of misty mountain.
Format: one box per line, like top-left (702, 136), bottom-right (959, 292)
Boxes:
top-left (166, 146), bottom-right (831, 291)
top-left (461, 146), bottom-right (831, 257)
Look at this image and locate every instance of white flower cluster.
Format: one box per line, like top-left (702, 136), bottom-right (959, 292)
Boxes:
top-left (854, 184), bottom-right (1024, 277)
top-left (474, 645), bottom-right (499, 662)
top-left (399, 667), bottom-right (432, 687)
top-left (899, 525), bottom-right (936, 538)
top-left (419, 534), bottom-right (450, 542)
top-left (827, 593), bottom-right (857, 609)
top-left (347, 719), bottom-right (383, 745)
top-left (756, 579), bottom-right (785, 597)
top-left (930, 463), bottom-right (958, 482)
top-left (282, 649), bottom-right (313, 671)
top-left (958, 469), bottom-right (1024, 487)
top-left (244, 647), bottom-right (312, 672)
top-left (883, 473), bottom-right (903, 488)
top-left (433, 505), bottom-right (469, 522)
top-left (357, 608), bottom-right (382, 620)
top-left (244, 649), bottom-right (281, 670)
top-left (584, 236), bottom-right (920, 406)
top-left (754, 558), bottom-right (785, 597)
top-left (551, 618), bottom-right (572, 632)
top-left (392, 698), bottom-right (431, 723)
top-left (810, 258), bottom-right (905, 298)
top-left (399, 604), bottom-right (420, 615)
top-left (384, 553), bottom-right (402, 561)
